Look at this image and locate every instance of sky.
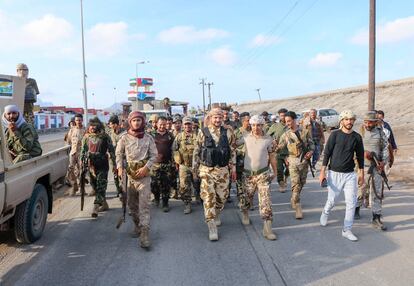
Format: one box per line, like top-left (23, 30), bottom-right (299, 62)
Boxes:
top-left (0, 0), bottom-right (413, 110)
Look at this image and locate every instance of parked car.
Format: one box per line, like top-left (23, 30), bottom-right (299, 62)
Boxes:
top-left (318, 108), bottom-right (339, 129)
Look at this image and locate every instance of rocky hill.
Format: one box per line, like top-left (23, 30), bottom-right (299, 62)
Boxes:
top-left (234, 77), bottom-right (414, 129)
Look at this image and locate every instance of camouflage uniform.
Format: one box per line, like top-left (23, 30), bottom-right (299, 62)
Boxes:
top-left (116, 133), bottom-right (158, 231)
top-left (66, 126), bottom-right (85, 191)
top-left (172, 131), bottom-right (198, 204)
top-left (80, 131), bottom-right (116, 207)
top-left (277, 128), bottom-right (314, 208)
top-left (107, 127), bottom-right (125, 195)
top-left (5, 121), bottom-right (42, 163)
top-left (234, 126), bottom-right (250, 208)
top-left (267, 122), bottom-right (290, 186)
top-left (23, 78), bottom-right (39, 125)
top-left (150, 131), bottom-right (175, 208)
top-left (304, 119), bottom-right (325, 168)
top-left (193, 126), bottom-right (236, 222)
top-left (240, 133), bottom-right (276, 220)
top-left (357, 126), bottom-right (388, 215)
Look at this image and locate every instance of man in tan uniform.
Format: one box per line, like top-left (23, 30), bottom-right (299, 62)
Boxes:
top-left (238, 115), bottom-right (277, 240)
top-left (193, 108), bottom-right (236, 241)
top-left (116, 111), bottom-right (158, 249)
top-left (277, 111), bottom-right (314, 219)
top-left (16, 63), bottom-right (39, 125)
top-left (66, 113), bottom-right (85, 196)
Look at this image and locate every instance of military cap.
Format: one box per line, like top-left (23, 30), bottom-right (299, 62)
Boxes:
top-left (363, 111), bottom-right (379, 121)
top-left (182, 116), bottom-right (192, 124)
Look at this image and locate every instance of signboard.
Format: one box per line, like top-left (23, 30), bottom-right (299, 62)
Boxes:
top-left (0, 78), bottom-right (13, 97)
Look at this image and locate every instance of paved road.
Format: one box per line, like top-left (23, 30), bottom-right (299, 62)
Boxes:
top-left (0, 168), bottom-right (413, 286)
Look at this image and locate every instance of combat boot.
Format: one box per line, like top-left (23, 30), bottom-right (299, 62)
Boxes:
top-left (214, 212), bottom-right (222, 226)
top-left (241, 209), bottom-right (250, 225)
top-left (207, 220), bottom-right (218, 241)
top-left (91, 204), bottom-right (99, 218)
top-left (262, 220), bottom-right (277, 240)
top-left (195, 194), bottom-right (201, 204)
top-left (372, 214), bottom-right (387, 231)
top-left (98, 200), bottom-right (109, 212)
top-left (162, 199), bottom-right (170, 212)
top-left (140, 228), bottom-right (151, 249)
top-left (184, 203), bottom-right (192, 214)
top-left (278, 181), bottom-right (286, 193)
top-left (354, 207), bottom-right (361, 220)
top-left (295, 204), bottom-right (303, 219)
top-left (290, 198), bottom-right (297, 210)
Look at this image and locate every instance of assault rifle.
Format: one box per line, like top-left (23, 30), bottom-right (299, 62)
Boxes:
top-left (296, 130), bottom-right (315, 178)
top-left (80, 155), bottom-right (88, 211)
top-left (116, 160), bottom-right (128, 229)
top-left (371, 152), bottom-right (392, 191)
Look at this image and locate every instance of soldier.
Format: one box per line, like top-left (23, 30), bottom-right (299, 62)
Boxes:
top-left (276, 111), bottom-right (314, 219)
top-left (116, 111), bottom-right (158, 248)
top-left (222, 108), bottom-right (232, 128)
top-left (166, 116), bottom-right (173, 131)
top-left (170, 115), bottom-right (182, 198)
top-left (16, 63), bottom-right (39, 125)
top-left (172, 117), bottom-right (198, 214)
top-left (151, 116), bottom-right (175, 212)
top-left (261, 111), bottom-right (272, 133)
top-left (66, 113), bottom-right (85, 196)
top-left (319, 110), bottom-right (364, 241)
top-left (267, 108), bottom-right (289, 192)
top-left (2, 104), bottom-right (42, 163)
top-left (147, 114), bottom-right (158, 134)
top-left (230, 111), bottom-right (241, 130)
top-left (172, 115), bottom-right (182, 137)
top-left (234, 112), bottom-right (251, 209)
top-left (355, 112), bottom-right (388, 230)
top-left (193, 107), bottom-right (236, 241)
top-left (305, 109), bottom-right (325, 168)
top-left (238, 115), bottom-right (278, 240)
top-left (81, 117), bottom-right (116, 217)
top-left (192, 118), bottom-right (201, 203)
top-left (107, 115), bottom-right (125, 197)
top-left (376, 110), bottom-right (397, 154)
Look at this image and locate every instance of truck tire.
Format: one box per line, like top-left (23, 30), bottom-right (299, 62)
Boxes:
top-left (14, 184), bottom-right (49, 244)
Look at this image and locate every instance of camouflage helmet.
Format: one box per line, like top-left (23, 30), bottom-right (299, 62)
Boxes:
top-left (339, 110), bottom-right (356, 121)
top-left (149, 114), bottom-right (159, 123)
top-left (16, 63), bottom-right (28, 70)
top-left (182, 116), bottom-right (192, 125)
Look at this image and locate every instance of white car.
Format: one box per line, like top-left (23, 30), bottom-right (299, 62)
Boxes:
top-left (317, 108), bottom-right (339, 129)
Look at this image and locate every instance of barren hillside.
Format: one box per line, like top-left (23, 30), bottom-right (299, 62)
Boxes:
top-left (234, 77), bottom-right (414, 129)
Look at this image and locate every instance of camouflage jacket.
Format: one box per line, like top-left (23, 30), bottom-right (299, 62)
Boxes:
top-left (80, 131), bottom-right (116, 170)
top-left (5, 122), bottom-right (42, 162)
top-left (267, 122), bottom-right (289, 155)
top-left (277, 128), bottom-right (315, 160)
top-left (67, 126), bottom-right (85, 155)
top-left (172, 131), bottom-right (198, 167)
top-left (107, 127), bottom-right (125, 148)
top-left (234, 126), bottom-right (250, 156)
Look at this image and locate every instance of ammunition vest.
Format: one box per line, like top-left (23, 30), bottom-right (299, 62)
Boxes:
top-left (286, 130), bottom-right (308, 158)
top-left (87, 134), bottom-right (110, 170)
top-left (178, 132), bottom-right (197, 167)
top-left (200, 127), bottom-right (231, 167)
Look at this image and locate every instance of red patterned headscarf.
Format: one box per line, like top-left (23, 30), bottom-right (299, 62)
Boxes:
top-left (127, 111), bottom-right (146, 138)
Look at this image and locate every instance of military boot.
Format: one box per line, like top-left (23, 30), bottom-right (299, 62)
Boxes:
top-left (184, 203), bottom-right (192, 214)
top-left (162, 199), bottom-right (170, 213)
top-left (262, 220), bottom-right (277, 240)
top-left (91, 204), bottom-right (99, 218)
top-left (372, 214), bottom-right (387, 231)
top-left (98, 200), bottom-right (109, 212)
top-left (207, 220), bottom-right (218, 241)
top-left (140, 228), bottom-right (151, 249)
top-left (295, 204), bottom-right (303, 219)
top-left (241, 209), bottom-right (250, 225)
top-left (195, 194), bottom-right (201, 205)
top-left (290, 198), bottom-right (297, 210)
top-left (278, 181), bottom-right (286, 193)
top-left (354, 207), bottom-right (361, 220)
top-left (214, 212), bottom-right (222, 226)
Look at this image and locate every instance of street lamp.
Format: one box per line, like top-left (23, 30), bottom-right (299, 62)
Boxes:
top-left (80, 0), bottom-right (88, 123)
top-left (136, 61), bottom-right (149, 78)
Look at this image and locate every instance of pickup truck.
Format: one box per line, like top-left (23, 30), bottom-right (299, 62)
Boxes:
top-left (0, 74), bottom-right (69, 243)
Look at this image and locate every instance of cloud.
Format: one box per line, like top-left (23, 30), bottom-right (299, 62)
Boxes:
top-left (351, 15), bottom-right (414, 45)
top-left (210, 46), bottom-right (237, 66)
top-left (250, 34), bottom-right (282, 47)
top-left (86, 22), bottom-right (145, 57)
top-left (21, 14), bottom-right (74, 46)
top-left (158, 25), bottom-right (229, 44)
top-left (309, 52), bottom-right (343, 67)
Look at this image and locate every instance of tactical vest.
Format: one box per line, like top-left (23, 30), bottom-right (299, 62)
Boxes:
top-left (178, 132), bottom-right (197, 167)
top-left (87, 134), bottom-right (110, 170)
top-left (200, 127), bottom-right (231, 167)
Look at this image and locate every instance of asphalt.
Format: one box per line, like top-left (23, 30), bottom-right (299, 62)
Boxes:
top-left (1, 171), bottom-right (413, 286)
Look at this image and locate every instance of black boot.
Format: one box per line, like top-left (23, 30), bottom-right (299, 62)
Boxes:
top-left (354, 207), bottom-right (361, 220)
top-left (372, 214), bottom-right (387, 231)
top-left (162, 198), bottom-right (170, 212)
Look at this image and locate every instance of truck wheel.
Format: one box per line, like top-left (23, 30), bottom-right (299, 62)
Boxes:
top-left (14, 184), bottom-right (49, 244)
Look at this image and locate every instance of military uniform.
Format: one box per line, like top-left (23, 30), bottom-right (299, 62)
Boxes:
top-left (277, 127), bottom-right (314, 218)
top-left (193, 125), bottom-right (236, 223)
top-left (172, 130), bottom-right (198, 212)
top-left (66, 126), bottom-right (85, 194)
top-left (151, 131), bottom-right (175, 210)
top-left (116, 132), bottom-right (158, 238)
top-left (5, 121), bottom-right (42, 163)
top-left (267, 122), bottom-right (290, 189)
top-left (81, 130), bottom-right (116, 216)
top-left (234, 126), bottom-right (250, 208)
top-left (107, 127), bottom-right (125, 195)
top-left (357, 125), bottom-right (388, 229)
top-left (23, 78), bottom-right (39, 125)
top-left (305, 119), bottom-right (325, 168)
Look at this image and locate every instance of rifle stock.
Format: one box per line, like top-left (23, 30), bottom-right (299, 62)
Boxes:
top-left (116, 160), bottom-right (128, 229)
top-left (371, 152), bottom-right (392, 191)
top-left (80, 157), bottom-right (88, 211)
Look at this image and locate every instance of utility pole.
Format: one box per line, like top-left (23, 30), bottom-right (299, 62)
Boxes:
top-left (80, 0), bottom-right (88, 122)
top-left (206, 82), bottom-right (214, 111)
top-left (256, 88), bottom-right (262, 101)
top-left (368, 0), bottom-right (376, 111)
top-left (200, 78), bottom-right (206, 114)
